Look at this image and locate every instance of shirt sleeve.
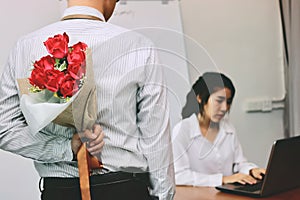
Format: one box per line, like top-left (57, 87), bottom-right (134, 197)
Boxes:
top-left (136, 45), bottom-right (175, 200)
top-left (232, 133), bottom-right (257, 174)
top-left (0, 45), bottom-right (74, 163)
top-left (172, 124), bottom-right (223, 187)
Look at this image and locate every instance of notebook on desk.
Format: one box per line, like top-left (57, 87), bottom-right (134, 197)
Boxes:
top-left (215, 135), bottom-right (300, 197)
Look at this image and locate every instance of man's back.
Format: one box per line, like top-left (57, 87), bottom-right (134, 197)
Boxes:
top-left (14, 5), bottom-right (165, 175)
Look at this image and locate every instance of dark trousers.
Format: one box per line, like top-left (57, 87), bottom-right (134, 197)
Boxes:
top-left (40, 172), bottom-right (154, 200)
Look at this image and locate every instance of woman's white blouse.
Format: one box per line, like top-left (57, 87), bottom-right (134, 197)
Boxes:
top-left (172, 114), bottom-right (257, 187)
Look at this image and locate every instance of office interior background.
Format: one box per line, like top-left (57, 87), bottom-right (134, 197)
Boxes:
top-left (0, 0), bottom-right (299, 199)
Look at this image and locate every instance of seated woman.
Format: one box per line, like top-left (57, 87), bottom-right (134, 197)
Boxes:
top-left (172, 72), bottom-right (265, 187)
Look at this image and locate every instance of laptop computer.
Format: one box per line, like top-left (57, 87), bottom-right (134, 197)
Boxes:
top-left (215, 135), bottom-right (300, 197)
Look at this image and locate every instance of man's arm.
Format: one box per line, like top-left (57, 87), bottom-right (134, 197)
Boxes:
top-left (136, 46), bottom-right (175, 200)
top-left (0, 46), bottom-right (74, 163)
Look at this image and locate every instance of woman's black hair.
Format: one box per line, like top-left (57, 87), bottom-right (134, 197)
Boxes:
top-left (181, 72), bottom-right (235, 119)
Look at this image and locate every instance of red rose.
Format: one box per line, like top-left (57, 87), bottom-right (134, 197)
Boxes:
top-left (67, 64), bottom-right (85, 80)
top-left (67, 49), bottom-right (86, 66)
top-left (44, 69), bottom-right (65, 92)
top-left (59, 75), bottom-right (79, 98)
top-left (67, 50), bottom-right (86, 79)
top-left (33, 55), bottom-right (55, 71)
top-left (43, 32), bottom-right (69, 59)
top-left (72, 42), bottom-right (87, 52)
top-left (29, 68), bottom-right (47, 89)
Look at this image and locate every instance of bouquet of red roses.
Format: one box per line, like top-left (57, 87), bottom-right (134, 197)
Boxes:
top-left (18, 32), bottom-right (102, 200)
top-left (29, 32), bottom-right (87, 102)
top-left (18, 32), bottom-right (97, 133)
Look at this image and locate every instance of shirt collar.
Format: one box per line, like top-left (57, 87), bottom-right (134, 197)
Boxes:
top-left (189, 114), bottom-right (202, 139)
top-left (62, 6), bottom-right (106, 22)
top-left (189, 114), bottom-right (235, 139)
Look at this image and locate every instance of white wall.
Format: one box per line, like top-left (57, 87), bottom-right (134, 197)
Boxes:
top-left (180, 0), bottom-right (285, 167)
top-left (0, 0), bottom-right (285, 199)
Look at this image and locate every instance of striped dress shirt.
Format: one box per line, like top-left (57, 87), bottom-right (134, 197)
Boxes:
top-left (0, 6), bottom-right (175, 199)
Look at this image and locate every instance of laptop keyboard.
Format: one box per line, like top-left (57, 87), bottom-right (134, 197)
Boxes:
top-left (236, 181), bottom-right (263, 192)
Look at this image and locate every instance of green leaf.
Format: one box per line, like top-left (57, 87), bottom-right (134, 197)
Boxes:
top-left (29, 86), bottom-right (42, 93)
top-left (55, 60), bottom-right (67, 71)
top-left (54, 58), bottom-right (61, 67)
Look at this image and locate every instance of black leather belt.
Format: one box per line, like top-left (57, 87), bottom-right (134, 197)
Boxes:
top-left (43, 171), bottom-right (152, 189)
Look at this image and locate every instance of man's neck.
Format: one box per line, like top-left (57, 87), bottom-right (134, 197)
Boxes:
top-left (67, 0), bottom-right (104, 14)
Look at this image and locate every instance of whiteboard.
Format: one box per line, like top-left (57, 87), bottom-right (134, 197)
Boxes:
top-left (110, 1), bottom-right (190, 128)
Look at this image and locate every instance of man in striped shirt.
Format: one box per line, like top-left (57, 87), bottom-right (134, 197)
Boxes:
top-left (0, 0), bottom-right (175, 199)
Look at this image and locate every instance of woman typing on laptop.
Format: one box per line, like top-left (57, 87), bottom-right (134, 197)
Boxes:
top-left (172, 72), bottom-right (265, 187)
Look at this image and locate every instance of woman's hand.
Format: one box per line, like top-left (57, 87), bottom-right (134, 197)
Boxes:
top-left (222, 173), bottom-right (258, 185)
top-left (71, 124), bottom-right (105, 158)
top-left (250, 168), bottom-right (266, 180)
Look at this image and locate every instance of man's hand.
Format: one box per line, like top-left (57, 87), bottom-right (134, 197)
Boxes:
top-left (71, 124), bottom-right (105, 158)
